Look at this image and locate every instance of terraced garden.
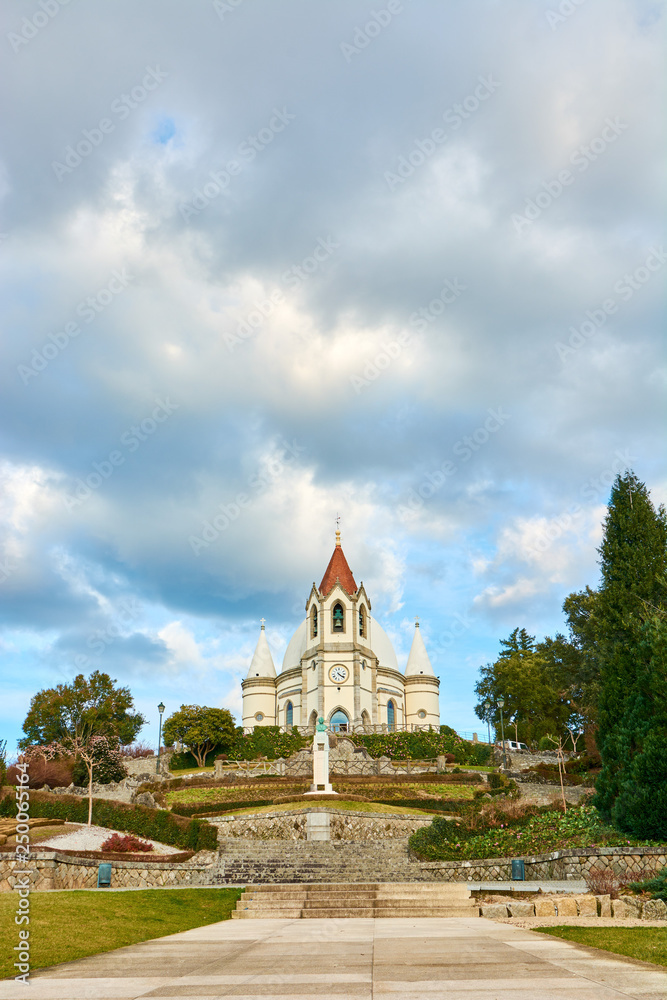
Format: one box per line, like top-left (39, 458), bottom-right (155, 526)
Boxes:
top-left (162, 775), bottom-right (486, 817)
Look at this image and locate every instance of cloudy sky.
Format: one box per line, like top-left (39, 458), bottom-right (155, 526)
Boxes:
top-left (0, 0), bottom-right (664, 755)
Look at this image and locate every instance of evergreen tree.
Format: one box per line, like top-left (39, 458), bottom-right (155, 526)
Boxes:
top-left (610, 613), bottom-right (667, 837)
top-left (474, 628), bottom-right (569, 745)
top-left (592, 471), bottom-right (667, 820)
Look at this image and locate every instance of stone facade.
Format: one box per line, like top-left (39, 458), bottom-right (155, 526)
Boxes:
top-left (122, 752), bottom-right (175, 777)
top-left (210, 809), bottom-right (431, 841)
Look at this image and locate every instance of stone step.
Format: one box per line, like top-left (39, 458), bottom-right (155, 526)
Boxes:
top-left (232, 882), bottom-right (480, 919)
top-left (247, 882), bottom-right (471, 897)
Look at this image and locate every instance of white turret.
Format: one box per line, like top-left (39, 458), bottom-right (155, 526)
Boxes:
top-left (404, 619), bottom-right (440, 728)
top-left (246, 620), bottom-right (277, 679)
top-left (241, 621), bottom-right (277, 728)
top-left (405, 619), bottom-right (435, 677)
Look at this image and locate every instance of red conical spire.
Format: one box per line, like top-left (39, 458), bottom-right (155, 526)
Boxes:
top-left (319, 529), bottom-right (357, 596)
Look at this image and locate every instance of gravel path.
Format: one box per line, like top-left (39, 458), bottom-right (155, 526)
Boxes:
top-left (499, 915), bottom-right (667, 928)
top-left (33, 823), bottom-right (175, 853)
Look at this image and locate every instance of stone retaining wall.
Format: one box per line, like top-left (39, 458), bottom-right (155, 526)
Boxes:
top-left (210, 809), bottom-right (432, 841)
top-left (0, 850), bottom-right (216, 892)
top-left (3, 843), bottom-right (665, 891)
top-left (481, 895), bottom-right (667, 920)
top-left (421, 846), bottom-right (667, 882)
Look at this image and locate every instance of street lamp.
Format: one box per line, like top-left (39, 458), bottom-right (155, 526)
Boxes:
top-left (157, 702), bottom-right (165, 774)
top-left (498, 698), bottom-right (507, 770)
top-left (483, 700), bottom-right (491, 749)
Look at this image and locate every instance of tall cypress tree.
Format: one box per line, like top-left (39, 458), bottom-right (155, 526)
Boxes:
top-left (592, 471), bottom-right (667, 821)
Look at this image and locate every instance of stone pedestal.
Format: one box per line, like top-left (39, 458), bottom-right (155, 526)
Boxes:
top-left (306, 718), bottom-right (337, 794)
top-left (309, 731), bottom-right (334, 793)
top-left (306, 812), bottom-right (330, 841)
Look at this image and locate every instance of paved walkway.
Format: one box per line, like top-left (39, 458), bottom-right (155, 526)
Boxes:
top-left (2, 917), bottom-right (667, 999)
top-left (474, 879), bottom-right (589, 892)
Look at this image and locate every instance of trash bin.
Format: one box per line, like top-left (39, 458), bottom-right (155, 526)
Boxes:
top-left (511, 859), bottom-right (525, 881)
top-left (97, 863), bottom-right (112, 888)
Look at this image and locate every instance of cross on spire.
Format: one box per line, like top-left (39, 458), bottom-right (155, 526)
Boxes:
top-left (415, 615), bottom-right (420, 628)
top-left (260, 618), bottom-right (266, 629)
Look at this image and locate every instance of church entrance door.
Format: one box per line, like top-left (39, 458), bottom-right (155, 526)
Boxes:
top-left (330, 709), bottom-right (349, 733)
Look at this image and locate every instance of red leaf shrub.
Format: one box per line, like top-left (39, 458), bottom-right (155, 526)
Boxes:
top-left (7, 757), bottom-right (74, 788)
top-left (584, 865), bottom-right (638, 899)
top-left (100, 832), bottom-right (154, 853)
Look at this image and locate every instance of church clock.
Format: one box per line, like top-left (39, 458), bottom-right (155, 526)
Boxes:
top-left (329, 665), bottom-right (349, 683)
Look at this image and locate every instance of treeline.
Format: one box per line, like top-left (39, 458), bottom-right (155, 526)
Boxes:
top-left (475, 471), bottom-right (667, 839)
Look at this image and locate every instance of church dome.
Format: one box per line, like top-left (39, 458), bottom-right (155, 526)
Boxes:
top-left (281, 619), bottom-right (308, 672)
top-left (280, 614), bottom-right (399, 672)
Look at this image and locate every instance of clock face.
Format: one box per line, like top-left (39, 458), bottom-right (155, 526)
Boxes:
top-left (329, 665), bottom-right (348, 684)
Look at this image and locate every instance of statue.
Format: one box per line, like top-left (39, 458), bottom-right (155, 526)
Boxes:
top-left (306, 716), bottom-right (336, 795)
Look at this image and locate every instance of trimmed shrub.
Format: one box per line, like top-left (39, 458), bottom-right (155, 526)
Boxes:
top-left (171, 799), bottom-right (273, 817)
top-left (629, 866), bottom-right (667, 901)
top-left (0, 792), bottom-right (218, 852)
top-left (100, 833), bottom-right (153, 852)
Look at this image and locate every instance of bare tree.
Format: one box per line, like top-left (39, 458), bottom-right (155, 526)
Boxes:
top-left (29, 735), bottom-right (124, 826)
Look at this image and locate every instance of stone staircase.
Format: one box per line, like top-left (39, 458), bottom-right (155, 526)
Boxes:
top-left (211, 838), bottom-right (434, 885)
top-left (232, 882), bottom-right (481, 919)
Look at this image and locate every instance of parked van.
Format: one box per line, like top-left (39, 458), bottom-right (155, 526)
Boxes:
top-left (498, 740), bottom-right (529, 752)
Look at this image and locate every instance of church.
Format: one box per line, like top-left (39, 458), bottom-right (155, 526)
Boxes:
top-left (241, 531), bottom-right (440, 732)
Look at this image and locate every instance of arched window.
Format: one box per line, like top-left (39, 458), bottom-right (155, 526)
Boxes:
top-left (330, 708), bottom-right (349, 732)
top-left (361, 709), bottom-right (371, 731)
top-left (311, 605), bottom-right (318, 638)
top-left (332, 602), bottom-right (344, 632)
top-left (285, 701), bottom-right (293, 727)
top-left (358, 605), bottom-right (366, 637)
top-left (387, 700), bottom-right (395, 731)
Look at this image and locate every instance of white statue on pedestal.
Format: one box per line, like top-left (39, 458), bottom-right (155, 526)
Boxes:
top-left (308, 716), bottom-right (335, 794)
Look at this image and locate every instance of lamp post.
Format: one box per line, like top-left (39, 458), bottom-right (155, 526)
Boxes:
top-left (483, 700), bottom-right (491, 749)
top-left (157, 702), bottom-right (165, 774)
top-left (498, 698), bottom-right (507, 770)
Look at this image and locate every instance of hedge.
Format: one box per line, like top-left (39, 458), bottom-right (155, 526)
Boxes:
top-left (171, 799), bottom-right (274, 817)
top-left (218, 726), bottom-right (492, 764)
top-left (0, 792), bottom-right (218, 852)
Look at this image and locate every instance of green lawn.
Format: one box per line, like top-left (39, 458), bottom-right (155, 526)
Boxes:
top-left (168, 765), bottom-right (215, 776)
top-left (535, 926), bottom-right (667, 968)
top-left (0, 888), bottom-right (241, 980)
top-left (218, 799), bottom-right (438, 817)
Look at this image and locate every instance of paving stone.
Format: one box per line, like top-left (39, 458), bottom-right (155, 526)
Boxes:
top-left (555, 896), bottom-right (578, 916)
top-left (481, 903), bottom-right (509, 918)
top-left (642, 898), bottom-right (667, 920)
top-left (574, 894), bottom-right (598, 916)
top-left (619, 895), bottom-right (642, 917)
top-left (507, 901), bottom-right (535, 917)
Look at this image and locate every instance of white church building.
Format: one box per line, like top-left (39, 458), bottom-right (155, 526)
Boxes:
top-left (241, 531), bottom-right (440, 732)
